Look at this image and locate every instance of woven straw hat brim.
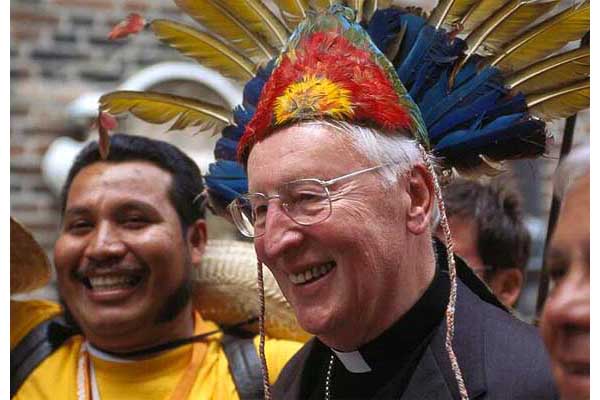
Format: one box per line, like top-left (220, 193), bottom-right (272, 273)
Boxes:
top-left (194, 239), bottom-right (311, 342)
top-left (10, 217), bottom-right (51, 294)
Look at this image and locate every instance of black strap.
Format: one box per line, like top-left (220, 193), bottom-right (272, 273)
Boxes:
top-left (222, 330), bottom-right (264, 400)
top-left (10, 315), bottom-right (78, 398)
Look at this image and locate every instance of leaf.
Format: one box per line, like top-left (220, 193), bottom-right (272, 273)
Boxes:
top-left (174, 0), bottom-right (275, 60)
top-left (150, 20), bottom-right (257, 81)
top-left (277, 0), bottom-right (309, 29)
top-left (108, 13), bottom-right (146, 40)
top-left (526, 79), bottom-right (589, 120)
top-left (464, 0), bottom-right (560, 58)
top-left (428, 0), bottom-right (480, 29)
top-left (506, 46), bottom-right (589, 94)
top-left (99, 91), bottom-right (232, 134)
top-left (490, 1), bottom-right (590, 72)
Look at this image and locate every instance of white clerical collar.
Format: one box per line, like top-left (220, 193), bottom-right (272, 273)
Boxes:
top-left (331, 348), bottom-right (372, 373)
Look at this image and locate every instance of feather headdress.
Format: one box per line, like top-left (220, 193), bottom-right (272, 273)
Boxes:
top-left (100, 2), bottom-right (589, 398)
top-left (100, 0), bottom-right (588, 205)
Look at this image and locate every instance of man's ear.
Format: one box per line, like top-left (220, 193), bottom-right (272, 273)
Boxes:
top-left (186, 219), bottom-right (207, 266)
top-left (488, 268), bottom-right (524, 308)
top-left (405, 164), bottom-right (435, 235)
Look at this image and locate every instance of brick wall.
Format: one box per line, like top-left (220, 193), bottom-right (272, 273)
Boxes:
top-left (11, 0), bottom-right (196, 257)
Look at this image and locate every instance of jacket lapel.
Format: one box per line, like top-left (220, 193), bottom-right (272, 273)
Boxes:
top-left (402, 277), bottom-right (489, 399)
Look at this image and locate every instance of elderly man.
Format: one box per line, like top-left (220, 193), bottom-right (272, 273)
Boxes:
top-left (540, 146), bottom-right (590, 400)
top-left (224, 9), bottom-right (559, 400)
top-left (439, 179), bottom-right (531, 308)
top-left (11, 134), bottom-right (301, 399)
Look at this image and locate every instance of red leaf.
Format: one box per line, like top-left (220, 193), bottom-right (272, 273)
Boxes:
top-left (108, 13), bottom-right (146, 40)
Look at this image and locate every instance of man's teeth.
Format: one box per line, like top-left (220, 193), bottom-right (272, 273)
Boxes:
top-left (289, 262), bottom-right (335, 285)
top-left (88, 276), bottom-right (138, 291)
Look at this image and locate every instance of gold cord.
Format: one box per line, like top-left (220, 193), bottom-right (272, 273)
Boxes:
top-left (420, 145), bottom-right (469, 400)
top-left (257, 260), bottom-right (272, 400)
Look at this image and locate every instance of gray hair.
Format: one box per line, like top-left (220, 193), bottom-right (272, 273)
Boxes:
top-left (300, 120), bottom-right (423, 186)
top-left (553, 144), bottom-right (590, 200)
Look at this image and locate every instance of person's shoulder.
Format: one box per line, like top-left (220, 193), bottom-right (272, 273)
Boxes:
top-left (11, 300), bottom-right (62, 350)
top-left (476, 300), bottom-right (558, 398)
top-left (253, 335), bottom-right (306, 382)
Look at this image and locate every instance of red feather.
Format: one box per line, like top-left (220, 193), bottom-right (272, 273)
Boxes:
top-left (239, 31), bottom-right (411, 161)
top-left (108, 13), bottom-right (146, 40)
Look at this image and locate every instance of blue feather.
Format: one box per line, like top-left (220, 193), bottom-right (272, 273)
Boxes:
top-left (422, 67), bottom-right (503, 127)
top-left (367, 8), bottom-right (405, 53)
top-left (205, 160), bottom-right (248, 205)
top-left (214, 136), bottom-right (239, 161)
top-left (395, 13), bottom-right (427, 65)
top-left (434, 114), bottom-right (546, 161)
top-left (428, 88), bottom-right (503, 141)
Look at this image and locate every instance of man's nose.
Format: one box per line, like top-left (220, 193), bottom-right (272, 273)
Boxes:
top-left (543, 271), bottom-right (590, 330)
top-left (259, 202), bottom-right (303, 261)
top-left (84, 221), bottom-right (127, 263)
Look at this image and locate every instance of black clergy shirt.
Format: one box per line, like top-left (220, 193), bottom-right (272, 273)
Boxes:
top-left (303, 241), bottom-right (450, 399)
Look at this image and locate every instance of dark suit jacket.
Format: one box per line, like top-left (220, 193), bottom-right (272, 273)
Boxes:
top-left (272, 262), bottom-right (558, 399)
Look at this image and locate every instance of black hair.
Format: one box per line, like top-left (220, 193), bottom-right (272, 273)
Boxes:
top-left (60, 133), bottom-right (205, 229)
top-left (442, 178), bottom-right (531, 273)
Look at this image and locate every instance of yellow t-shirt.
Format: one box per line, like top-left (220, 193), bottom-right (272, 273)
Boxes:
top-left (11, 300), bottom-right (303, 400)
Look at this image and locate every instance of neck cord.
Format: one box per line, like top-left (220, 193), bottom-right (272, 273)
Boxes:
top-left (324, 354), bottom-right (335, 400)
top-left (76, 315), bottom-right (258, 400)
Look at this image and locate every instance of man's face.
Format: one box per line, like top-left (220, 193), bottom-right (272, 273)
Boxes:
top-left (54, 161), bottom-right (204, 350)
top-left (540, 174), bottom-right (590, 400)
top-left (247, 124), bottom-right (429, 349)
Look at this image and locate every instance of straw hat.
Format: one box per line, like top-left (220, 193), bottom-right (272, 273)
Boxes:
top-left (10, 217), bottom-right (51, 294)
top-left (194, 239), bottom-right (311, 342)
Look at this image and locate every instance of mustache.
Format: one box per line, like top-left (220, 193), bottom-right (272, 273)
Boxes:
top-left (72, 259), bottom-right (146, 279)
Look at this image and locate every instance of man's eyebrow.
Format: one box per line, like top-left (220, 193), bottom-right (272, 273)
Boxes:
top-left (63, 206), bottom-right (90, 219)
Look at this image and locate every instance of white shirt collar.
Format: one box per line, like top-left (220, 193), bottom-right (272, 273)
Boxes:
top-left (331, 348), bottom-right (372, 373)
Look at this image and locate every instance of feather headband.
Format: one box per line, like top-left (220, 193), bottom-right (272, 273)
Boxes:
top-left (237, 6), bottom-right (429, 162)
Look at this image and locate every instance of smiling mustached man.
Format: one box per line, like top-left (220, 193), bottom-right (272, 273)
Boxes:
top-left (11, 134), bottom-right (302, 400)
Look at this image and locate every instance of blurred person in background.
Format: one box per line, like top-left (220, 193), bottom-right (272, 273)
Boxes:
top-left (540, 145), bottom-right (590, 400)
top-left (439, 179), bottom-right (530, 308)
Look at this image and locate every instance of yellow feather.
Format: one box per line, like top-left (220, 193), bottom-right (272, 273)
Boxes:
top-left (274, 76), bottom-right (354, 124)
top-left (310, 0), bottom-right (342, 11)
top-left (345, 0), bottom-right (365, 21)
top-left (460, 0), bottom-right (509, 34)
top-left (490, 1), bottom-right (590, 72)
top-left (174, 0), bottom-right (275, 60)
top-left (99, 91), bottom-right (232, 134)
top-left (507, 47), bottom-right (589, 94)
top-left (220, 0), bottom-right (290, 49)
top-left (150, 20), bottom-right (256, 82)
top-left (526, 79), bottom-right (589, 120)
top-left (278, 0), bottom-right (309, 29)
top-left (464, 0), bottom-right (560, 57)
top-left (363, 0), bottom-right (386, 22)
top-left (428, 0), bottom-right (480, 29)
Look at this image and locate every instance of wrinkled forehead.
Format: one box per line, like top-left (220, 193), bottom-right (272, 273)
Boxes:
top-left (246, 123), bottom-right (373, 189)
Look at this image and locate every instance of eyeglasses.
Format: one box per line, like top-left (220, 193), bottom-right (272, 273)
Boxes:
top-left (228, 164), bottom-right (392, 238)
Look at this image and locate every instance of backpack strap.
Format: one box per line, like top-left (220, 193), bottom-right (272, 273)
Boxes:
top-left (222, 330), bottom-right (264, 400)
top-left (11, 315), bottom-right (77, 398)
